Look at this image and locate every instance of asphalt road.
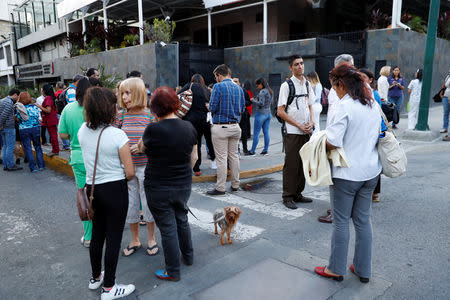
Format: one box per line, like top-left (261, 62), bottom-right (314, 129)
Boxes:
top-left (0, 145), bottom-right (449, 299)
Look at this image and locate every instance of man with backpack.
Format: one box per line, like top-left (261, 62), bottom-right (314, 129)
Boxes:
top-left (277, 55), bottom-right (315, 209)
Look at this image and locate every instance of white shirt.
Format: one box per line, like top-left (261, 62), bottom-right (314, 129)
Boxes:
top-left (78, 124), bottom-right (129, 185)
top-left (278, 75), bottom-right (315, 135)
top-left (408, 79), bottom-right (422, 103)
top-left (326, 88), bottom-right (339, 128)
top-left (36, 95), bottom-right (45, 121)
top-left (444, 75), bottom-right (450, 98)
top-left (326, 94), bottom-right (382, 181)
top-left (377, 75), bottom-right (389, 100)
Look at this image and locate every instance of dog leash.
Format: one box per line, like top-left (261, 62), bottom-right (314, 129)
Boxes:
top-left (188, 207), bottom-right (225, 224)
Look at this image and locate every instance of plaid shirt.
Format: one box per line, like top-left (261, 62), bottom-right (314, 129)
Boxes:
top-left (209, 78), bottom-right (245, 123)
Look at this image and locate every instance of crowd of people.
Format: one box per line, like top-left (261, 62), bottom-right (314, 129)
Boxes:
top-left (1, 55), bottom-right (450, 299)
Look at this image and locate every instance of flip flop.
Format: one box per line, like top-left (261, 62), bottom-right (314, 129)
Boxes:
top-left (146, 244), bottom-right (159, 256)
top-left (122, 244), bottom-right (141, 257)
top-left (155, 269), bottom-right (180, 281)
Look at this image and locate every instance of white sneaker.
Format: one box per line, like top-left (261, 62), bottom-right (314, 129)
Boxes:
top-left (101, 283), bottom-right (135, 300)
top-left (88, 271), bottom-right (104, 290)
top-left (211, 160), bottom-right (217, 169)
top-left (439, 129), bottom-right (448, 133)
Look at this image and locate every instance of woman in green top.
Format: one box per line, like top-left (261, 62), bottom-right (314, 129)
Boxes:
top-left (58, 78), bottom-right (93, 247)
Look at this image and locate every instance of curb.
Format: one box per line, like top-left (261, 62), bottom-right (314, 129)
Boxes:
top-left (24, 149), bottom-right (283, 182)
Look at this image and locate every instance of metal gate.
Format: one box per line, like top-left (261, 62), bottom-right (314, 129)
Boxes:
top-left (178, 43), bottom-right (224, 86)
top-left (315, 31), bottom-right (367, 90)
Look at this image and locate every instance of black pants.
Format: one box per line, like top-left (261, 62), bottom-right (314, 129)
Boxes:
top-left (374, 176), bottom-right (381, 194)
top-left (146, 185), bottom-right (193, 279)
top-left (41, 126), bottom-right (47, 144)
top-left (87, 179), bottom-right (128, 287)
top-left (282, 134), bottom-right (310, 200)
top-left (190, 120), bottom-right (215, 172)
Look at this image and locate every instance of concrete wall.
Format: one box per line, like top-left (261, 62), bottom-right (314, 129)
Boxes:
top-left (224, 38), bottom-right (316, 95)
top-left (53, 43), bottom-right (178, 90)
top-left (366, 28), bottom-right (450, 110)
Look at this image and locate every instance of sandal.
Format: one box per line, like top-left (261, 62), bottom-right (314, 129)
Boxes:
top-left (372, 194), bottom-right (380, 202)
top-left (155, 270), bottom-right (180, 281)
top-left (146, 244), bottom-right (159, 256)
top-left (122, 244), bottom-right (141, 256)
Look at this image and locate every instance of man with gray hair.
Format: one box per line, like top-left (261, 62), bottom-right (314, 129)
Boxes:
top-left (325, 54), bottom-right (354, 128)
top-left (319, 54), bottom-right (354, 223)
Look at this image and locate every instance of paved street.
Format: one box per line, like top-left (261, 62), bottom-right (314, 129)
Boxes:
top-left (1, 134), bottom-right (449, 299)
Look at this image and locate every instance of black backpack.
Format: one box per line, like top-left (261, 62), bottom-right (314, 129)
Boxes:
top-left (275, 79), bottom-right (310, 123)
top-left (55, 87), bottom-right (70, 114)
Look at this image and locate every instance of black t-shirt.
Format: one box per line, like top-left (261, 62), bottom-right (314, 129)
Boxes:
top-left (143, 118), bottom-right (197, 188)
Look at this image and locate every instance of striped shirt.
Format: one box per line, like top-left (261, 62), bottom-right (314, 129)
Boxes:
top-left (66, 84), bottom-right (76, 103)
top-left (113, 108), bottom-right (154, 166)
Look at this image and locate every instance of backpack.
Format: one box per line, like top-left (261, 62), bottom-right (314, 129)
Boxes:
top-left (55, 87), bottom-right (70, 114)
top-left (275, 79), bottom-right (310, 123)
top-left (320, 87), bottom-right (330, 106)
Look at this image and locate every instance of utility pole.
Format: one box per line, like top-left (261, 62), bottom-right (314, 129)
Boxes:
top-left (415, 0), bottom-right (440, 131)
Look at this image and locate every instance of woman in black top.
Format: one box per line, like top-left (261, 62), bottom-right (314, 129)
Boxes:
top-left (178, 74), bottom-right (215, 176)
top-left (138, 86), bottom-right (198, 282)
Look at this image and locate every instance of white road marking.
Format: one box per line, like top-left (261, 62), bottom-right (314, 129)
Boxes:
top-left (188, 207), bottom-right (265, 242)
top-left (192, 187), bottom-right (312, 220)
top-left (0, 211), bottom-right (39, 246)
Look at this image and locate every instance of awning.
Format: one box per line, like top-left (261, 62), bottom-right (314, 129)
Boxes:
top-left (57, 0), bottom-right (97, 18)
top-left (203, 0), bottom-right (244, 9)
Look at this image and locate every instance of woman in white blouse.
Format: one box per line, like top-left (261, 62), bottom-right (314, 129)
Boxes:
top-left (314, 63), bottom-right (381, 284)
top-left (377, 66), bottom-right (391, 101)
top-left (306, 71), bottom-right (323, 132)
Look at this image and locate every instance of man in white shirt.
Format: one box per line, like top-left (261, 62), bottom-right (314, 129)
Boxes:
top-left (277, 55), bottom-right (315, 209)
top-left (319, 54), bottom-right (354, 223)
top-left (326, 54), bottom-right (354, 128)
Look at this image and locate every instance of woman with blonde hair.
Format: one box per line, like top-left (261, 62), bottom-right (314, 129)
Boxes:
top-left (377, 66), bottom-right (390, 101)
top-left (306, 71), bottom-right (323, 132)
top-left (113, 77), bottom-right (159, 257)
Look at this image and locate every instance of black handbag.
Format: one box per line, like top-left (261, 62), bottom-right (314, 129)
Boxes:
top-left (381, 102), bottom-right (398, 123)
top-left (433, 88), bottom-right (445, 103)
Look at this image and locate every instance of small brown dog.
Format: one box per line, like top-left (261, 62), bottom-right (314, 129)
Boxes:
top-left (213, 206), bottom-right (242, 245)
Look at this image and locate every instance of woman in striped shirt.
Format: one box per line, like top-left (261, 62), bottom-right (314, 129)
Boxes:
top-left (114, 77), bottom-right (159, 257)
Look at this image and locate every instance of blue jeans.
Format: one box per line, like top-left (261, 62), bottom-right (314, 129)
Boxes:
top-left (443, 97), bottom-right (449, 130)
top-left (388, 95), bottom-right (404, 113)
top-left (19, 127), bottom-right (45, 171)
top-left (1, 128), bottom-right (16, 168)
top-left (146, 185), bottom-right (193, 279)
top-left (250, 112), bottom-right (271, 153)
top-left (328, 176), bottom-right (379, 278)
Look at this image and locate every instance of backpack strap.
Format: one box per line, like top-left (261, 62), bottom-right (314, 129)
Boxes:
top-left (285, 79), bottom-right (296, 113)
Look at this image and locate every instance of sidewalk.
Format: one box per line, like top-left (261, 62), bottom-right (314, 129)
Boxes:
top-left (32, 105), bottom-right (447, 181)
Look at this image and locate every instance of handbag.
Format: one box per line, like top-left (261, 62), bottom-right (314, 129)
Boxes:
top-left (76, 126), bottom-right (108, 221)
top-left (175, 83), bottom-right (193, 118)
top-left (376, 105), bottom-right (407, 178)
top-left (433, 87), bottom-right (445, 103)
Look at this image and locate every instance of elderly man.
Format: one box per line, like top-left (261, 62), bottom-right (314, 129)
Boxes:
top-left (207, 65), bottom-right (245, 195)
top-left (0, 88), bottom-right (22, 171)
top-left (319, 53), bottom-right (354, 223)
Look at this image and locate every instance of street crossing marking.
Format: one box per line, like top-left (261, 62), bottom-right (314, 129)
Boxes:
top-left (188, 207), bottom-right (265, 242)
top-left (192, 187), bottom-right (312, 220)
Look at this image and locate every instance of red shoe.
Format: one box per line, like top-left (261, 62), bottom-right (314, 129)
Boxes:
top-left (350, 264), bottom-right (369, 283)
top-left (194, 171), bottom-right (202, 176)
top-left (314, 266), bottom-right (343, 281)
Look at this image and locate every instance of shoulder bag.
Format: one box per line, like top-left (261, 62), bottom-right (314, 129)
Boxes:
top-left (376, 104), bottom-right (407, 178)
top-left (76, 126), bottom-right (108, 221)
top-left (176, 83), bottom-right (193, 118)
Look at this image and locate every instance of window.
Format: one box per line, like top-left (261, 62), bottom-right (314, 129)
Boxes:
top-left (0, 48), bottom-right (4, 60)
top-left (256, 13), bottom-right (263, 23)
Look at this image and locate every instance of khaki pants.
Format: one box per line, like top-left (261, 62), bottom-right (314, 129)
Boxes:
top-left (211, 124), bottom-right (241, 192)
top-left (282, 133), bottom-right (310, 200)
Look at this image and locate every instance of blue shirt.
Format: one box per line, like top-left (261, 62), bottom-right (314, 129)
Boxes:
top-left (16, 104), bottom-right (41, 129)
top-left (374, 89), bottom-right (388, 134)
top-left (387, 76), bottom-right (405, 98)
top-left (209, 79), bottom-right (245, 123)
